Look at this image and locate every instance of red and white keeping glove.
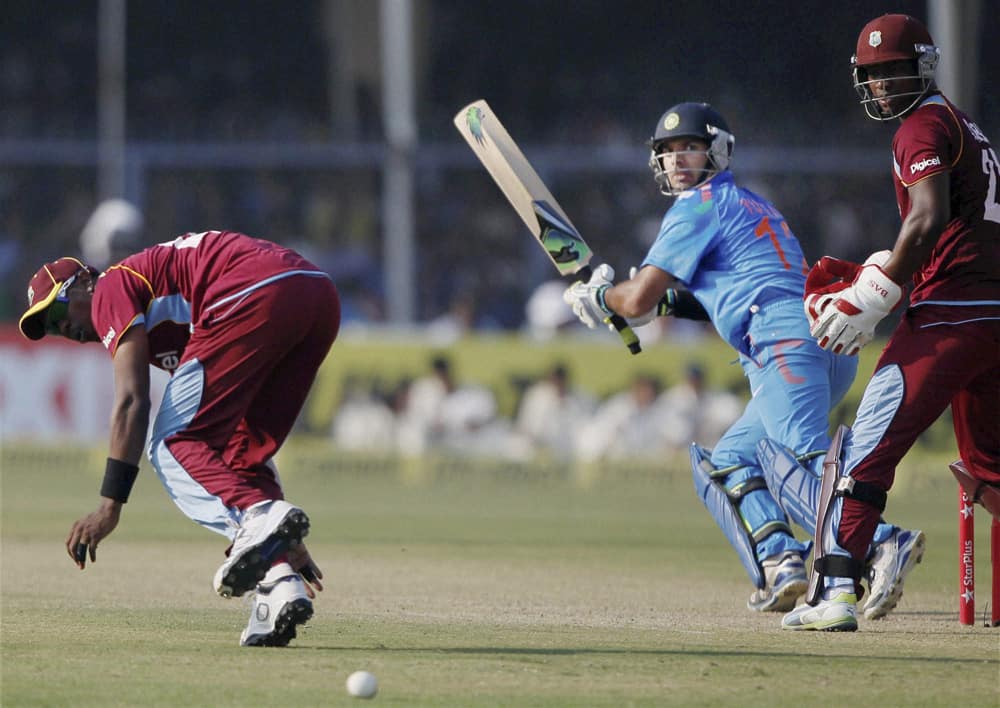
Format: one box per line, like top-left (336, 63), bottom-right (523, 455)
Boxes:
top-left (803, 255), bottom-right (863, 328)
top-left (807, 251), bottom-right (901, 356)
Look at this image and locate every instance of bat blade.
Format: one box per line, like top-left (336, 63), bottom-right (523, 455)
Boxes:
top-left (454, 99), bottom-right (640, 354)
top-left (532, 200), bottom-right (593, 276)
top-left (454, 100), bottom-right (592, 277)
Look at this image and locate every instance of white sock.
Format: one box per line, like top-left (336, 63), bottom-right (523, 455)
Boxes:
top-left (822, 576), bottom-right (855, 601)
top-left (260, 562), bottom-right (295, 585)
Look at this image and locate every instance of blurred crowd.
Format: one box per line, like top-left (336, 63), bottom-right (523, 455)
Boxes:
top-left (3, 1), bottom-right (992, 330)
top-left (332, 355), bottom-right (743, 463)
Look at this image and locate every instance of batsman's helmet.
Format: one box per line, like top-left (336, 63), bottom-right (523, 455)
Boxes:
top-left (648, 102), bottom-right (734, 196)
top-left (851, 14), bottom-right (938, 121)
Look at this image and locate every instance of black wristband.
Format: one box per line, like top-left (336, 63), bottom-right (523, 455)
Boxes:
top-left (666, 289), bottom-right (711, 321)
top-left (100, 458), bottom-right (140, 503)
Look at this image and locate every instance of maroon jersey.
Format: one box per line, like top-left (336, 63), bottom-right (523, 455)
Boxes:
top-left (91, 230), bottom-right (326, 370)
top-left (891, 94), bottom-right (1000, 304)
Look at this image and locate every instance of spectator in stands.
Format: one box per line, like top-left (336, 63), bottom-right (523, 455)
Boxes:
top-left (331, 376), bottom-right (398, 453)
top-left (513, 363), bottom-right (596, 460)
top-left (575, 374), bottom-right (673, 462)
top-left (658, 364), bottom-right (743, 451)
top-left (79, 199), bottom-right (145, 270)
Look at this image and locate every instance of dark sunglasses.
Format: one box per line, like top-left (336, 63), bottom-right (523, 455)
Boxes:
top-left (43, 274), bottom-right (77, 335)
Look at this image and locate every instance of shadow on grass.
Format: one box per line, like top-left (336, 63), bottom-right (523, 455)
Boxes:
top-left (294, 644), bottom-right (999, 664)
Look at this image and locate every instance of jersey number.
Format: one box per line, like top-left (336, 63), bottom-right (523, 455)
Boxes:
top-left (158, 231), bottom-right (211, 249)
top-left (754, 216), bottom-right (808, 273)
top-left (982, 148), bottom-right (1000, 225)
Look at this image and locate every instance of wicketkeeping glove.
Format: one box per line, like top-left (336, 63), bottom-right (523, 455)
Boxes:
top-left (563, 263), bottom-right (615, 329)
top-left (803, 255), bottom-right (863, 328)
top-left (808, 250), bottom-right (901, 356)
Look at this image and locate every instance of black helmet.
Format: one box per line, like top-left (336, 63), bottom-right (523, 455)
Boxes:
top-left (648, 102), bottom-right (734, 195)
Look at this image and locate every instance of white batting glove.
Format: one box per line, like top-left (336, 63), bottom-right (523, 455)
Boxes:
top-left (809, 251), bottom-right (901, 355)
top-left (563, 264), bottom-right (615, 329)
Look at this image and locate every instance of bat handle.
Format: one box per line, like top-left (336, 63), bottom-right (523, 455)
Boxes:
top-left (608, 314), bottom-right (641, 354)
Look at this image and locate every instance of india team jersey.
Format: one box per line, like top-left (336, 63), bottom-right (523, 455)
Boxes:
top-left (91, 230), bottom-right (325, 370)
top-left (642, 171), bottom-right (810, 350)
top-left (892, 95), bottom-right (1000, 304)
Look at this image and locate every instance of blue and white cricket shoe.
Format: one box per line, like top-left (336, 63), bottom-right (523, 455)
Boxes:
top-left (747, 551), bottom-right (808, 612)
top-left (214, 500), bottom-right (310, 598)
top-left (863, 528), bottom-right (926, 620)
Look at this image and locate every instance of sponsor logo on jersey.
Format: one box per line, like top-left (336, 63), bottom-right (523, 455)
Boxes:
top-left (102, 326), bottom-right (117, 349)
top-left (155, 350), bottom-right (180, 371)
top-left (909, 156), bottom-right (941, 174)
top-left (868, 31), bottom-right (882, 48)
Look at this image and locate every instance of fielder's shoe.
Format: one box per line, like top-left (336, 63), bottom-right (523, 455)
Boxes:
top-left (240, 564), bottom-right (313, 647)
top-left (781, 592), bottom-right (858, 631)
top-left (863, 528), bottom-right (926, 620)
top-left (214, 500), bottom-right (310, 598)
top-left (747, 551), bottom-right (808, 612)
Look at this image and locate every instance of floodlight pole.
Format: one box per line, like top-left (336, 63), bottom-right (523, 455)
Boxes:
top-left (380, 0), bottom-right (417, 326)
top-left (97, 0), bottom-right (127, 201)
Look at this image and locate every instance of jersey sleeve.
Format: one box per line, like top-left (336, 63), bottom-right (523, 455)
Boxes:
top-left (91, 268), bottom-right (151, 356)
top-left (641, 189), bottom-right (720, 283)
top-left (894, 104), bottom-right (958, 187)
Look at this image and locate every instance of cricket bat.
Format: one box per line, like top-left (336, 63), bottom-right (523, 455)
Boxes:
top-left (453, 99), bottom-right (641, 354)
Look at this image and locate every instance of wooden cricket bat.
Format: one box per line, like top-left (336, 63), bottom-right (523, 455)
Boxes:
top-left (453, 99), bottom-right (640, 354)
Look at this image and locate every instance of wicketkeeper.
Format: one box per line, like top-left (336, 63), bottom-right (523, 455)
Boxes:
top-left (781, 14), bottom-right (1000, 631)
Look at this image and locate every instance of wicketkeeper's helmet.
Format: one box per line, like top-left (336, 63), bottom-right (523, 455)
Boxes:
top-left (851, 14), bottom-right (939, 121)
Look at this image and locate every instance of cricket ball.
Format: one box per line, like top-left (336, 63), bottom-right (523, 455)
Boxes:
top-left (346, 670), bottom-right (378, 699)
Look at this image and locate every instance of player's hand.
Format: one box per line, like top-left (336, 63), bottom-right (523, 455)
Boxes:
top-left (809, 251), bottom-right (901, 355)
top-left (65, 498), bottom-right (122, 569)
top-left (288, 542), bottom-right (324, 599)
top-left (563, 263), bottom-right (615, 329)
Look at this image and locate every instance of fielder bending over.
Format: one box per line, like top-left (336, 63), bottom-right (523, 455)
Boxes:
top-left (19, 230), bottom-right (339, 646)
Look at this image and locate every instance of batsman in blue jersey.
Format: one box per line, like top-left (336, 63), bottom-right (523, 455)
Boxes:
top-left (564, 102), bottom-right (923, 618)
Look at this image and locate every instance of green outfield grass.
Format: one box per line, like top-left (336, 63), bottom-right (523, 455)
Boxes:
top-left (2, 442), bottom-right (997, 707)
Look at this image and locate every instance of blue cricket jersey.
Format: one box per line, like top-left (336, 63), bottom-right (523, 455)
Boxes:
top-left (642, 171), bottom-right (811, 351)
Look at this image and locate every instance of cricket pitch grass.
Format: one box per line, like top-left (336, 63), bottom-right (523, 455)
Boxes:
top-left (2, 443), bottom-right (997, 706)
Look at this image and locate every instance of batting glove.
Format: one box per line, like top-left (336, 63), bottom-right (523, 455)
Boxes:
top-left (809, 250), bottom-right (901, 356)
top-left (563, 263), bottom-right (615, 329)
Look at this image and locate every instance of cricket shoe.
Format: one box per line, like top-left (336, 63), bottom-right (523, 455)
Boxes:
top-left (747, 551), bottom-right (808, 612)
top-left (781, 592), bottom-right (858, 631)
top-left (214, 500), bottom-right (310, 598)
top-left (863, 528), bottom-right (926, 620)
top-left (240, 564), bottom-right (313, 647)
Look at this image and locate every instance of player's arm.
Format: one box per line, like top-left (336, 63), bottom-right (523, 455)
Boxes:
top-left (605, 265), bottom-right (710, 322)
top-left (66, 326), bottom-right (151, 569)
top-left (882, 171), bottom-right (951, 284)
top-left (809, 173), bottom-right (948, 356)
top-left (108, 325), bottom-right (152, 466)
top-left (605, 265), bottom-right (671, 317)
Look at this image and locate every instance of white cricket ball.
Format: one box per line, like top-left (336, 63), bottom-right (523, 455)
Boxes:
top-left (346, 670), bottom-right (378, 699)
